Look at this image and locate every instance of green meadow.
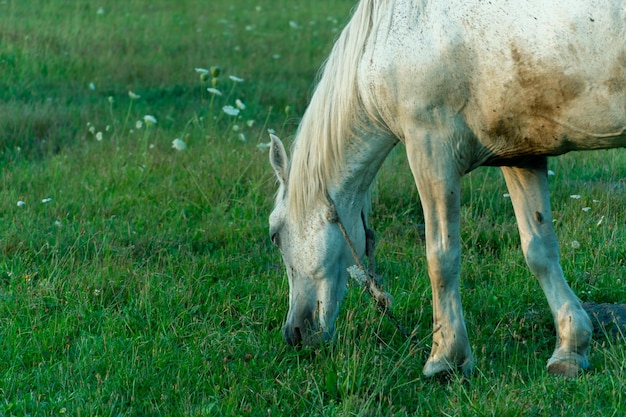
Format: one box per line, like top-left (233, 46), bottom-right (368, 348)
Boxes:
top-left (1, 0), bottom-right (625, 415)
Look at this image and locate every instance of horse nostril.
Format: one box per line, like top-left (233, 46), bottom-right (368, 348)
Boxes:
top-left (283, 325), bottom-right (304, 346)
top-left (293, 327), bottom-right (303, 345)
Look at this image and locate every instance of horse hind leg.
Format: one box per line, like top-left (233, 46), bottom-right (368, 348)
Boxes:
top-left (501, 159), bottom-right (592, 377)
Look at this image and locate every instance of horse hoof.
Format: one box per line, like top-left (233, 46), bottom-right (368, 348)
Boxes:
top-left (547, 354), bottom-right (589, 377)
top-left (423, 356), bottom-right (474, 378)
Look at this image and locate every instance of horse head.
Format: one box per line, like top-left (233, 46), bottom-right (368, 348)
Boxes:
top-left (268, 134), bottom-right (366, 346)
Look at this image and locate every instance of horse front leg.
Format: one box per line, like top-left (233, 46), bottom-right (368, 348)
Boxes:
top-left (406, 141), bottom-right (474, 377)
top-left (501, 159), bottom-right (592, 377)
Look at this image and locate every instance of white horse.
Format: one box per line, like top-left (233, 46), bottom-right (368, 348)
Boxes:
top-left (269, 0), bottom-right (626, 377)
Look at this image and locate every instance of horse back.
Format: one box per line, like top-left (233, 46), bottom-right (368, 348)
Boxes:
top-left (360, 0), bottom-right (626, 167)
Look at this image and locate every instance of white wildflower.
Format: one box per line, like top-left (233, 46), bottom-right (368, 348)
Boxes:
top-left (96, 7), bottom-right (105, 15)
top-left (593, 199), bottom-right (600, 203)
top-left (222, 105), bottom-right (240, 117)
top-left (570, 194), bottom-right (581, 199)
top-left (289, 20), bottom-right (299, 29)
top-left (257, 142), bottom-right (271, 149)
top-left (54, 220), bottom-right (63, 228)
top-left (246, 120), bottom-right (255, 128)
top-left (136, 120), bottom-right (143, 129)
top-left (128, 91), bottom-right (141, 100)
top-left (547, 170), bottom-right (555, 176)
top-left (143, 115), bottom-right (157, 125)
top-left (207, 87), bottom-right (223, 96)
top-left (503, 193), bottom-right (510, 198)
top-left (239, 133), bottom-right (247, 142)
top-left (196, 68), bottom-right (210, 81)
top-left (235, 99), bottom-right (246, 110)
top-left (597, 216), bottom-right (605, 226)
top-left (232, 124), bottom-right (240, 132)
top-left (42, 198), bottom-right (52, 204)
top-left (272, 54), bottom-right (281, 60)
top-left (89, 125), bottom-right (96, 135)
top-left (570, 240), bottom-right (581, 249)
top-left (96, 131), bottom-right (103, 141)
top-left (582, 207), bottom-right (591, 212)
top-left (88, 82), bottom-right (96, 91)
top-left (17, 200), bottom-right (26, 207)
top-left (229, 75), bottom-right (244, 83)
top-left (172, 138), bottom-right (187, 151)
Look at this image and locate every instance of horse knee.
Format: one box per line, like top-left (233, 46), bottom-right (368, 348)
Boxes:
top-left (427, 246), bottom-right (461, 284)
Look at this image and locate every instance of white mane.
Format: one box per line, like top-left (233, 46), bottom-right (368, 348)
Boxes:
top-left (286, 0), bottom-right (389, 221)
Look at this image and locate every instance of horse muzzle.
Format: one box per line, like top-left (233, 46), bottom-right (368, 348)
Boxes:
top-left (282, 317), bottom-right (334, 347)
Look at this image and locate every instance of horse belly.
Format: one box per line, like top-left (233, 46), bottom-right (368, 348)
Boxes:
top-left (471, 66), bottom-right (626, 164)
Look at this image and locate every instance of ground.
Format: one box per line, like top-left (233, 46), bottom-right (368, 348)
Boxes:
top-left (584, 302), bottom-right (626, 340)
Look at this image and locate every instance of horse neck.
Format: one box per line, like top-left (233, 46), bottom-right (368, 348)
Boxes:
top-left (331, 130), bottom-right (397, 221)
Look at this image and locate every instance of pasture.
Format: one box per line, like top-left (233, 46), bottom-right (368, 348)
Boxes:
top-left (0, 0), bottom-right (624, 415)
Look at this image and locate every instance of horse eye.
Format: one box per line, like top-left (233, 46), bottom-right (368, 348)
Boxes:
top-left (271, 232), bottom-right (280, 247)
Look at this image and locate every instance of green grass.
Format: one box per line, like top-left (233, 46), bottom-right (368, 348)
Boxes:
top-left (1, 0), bottom-right (625, 415)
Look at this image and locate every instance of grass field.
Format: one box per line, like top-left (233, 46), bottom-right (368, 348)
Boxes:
top-left (1, 0), bottom-right (625, 415)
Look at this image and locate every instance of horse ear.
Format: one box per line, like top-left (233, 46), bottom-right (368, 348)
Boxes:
top-left (269, 134), bottom-right (289, 186)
